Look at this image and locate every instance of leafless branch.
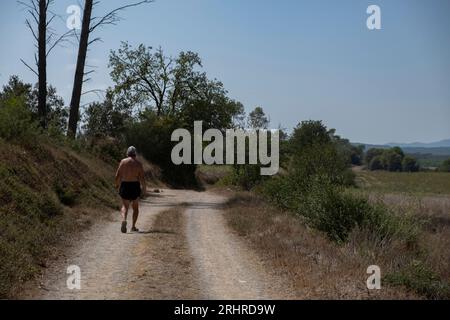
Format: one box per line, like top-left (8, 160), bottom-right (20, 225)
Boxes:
top-left (20, 59), bottom-right (39, 76)
top-left (82, 89), bottom-right (105, 101)
top-left (46, 29), bottom-right (76, 56)
top-left (89, 0), bottom-right (153, 32)
top-left (25, 19), bottom-right (38, 41)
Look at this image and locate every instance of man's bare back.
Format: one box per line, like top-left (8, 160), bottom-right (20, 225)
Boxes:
top-left (116, 157), bottom-right (145, 183)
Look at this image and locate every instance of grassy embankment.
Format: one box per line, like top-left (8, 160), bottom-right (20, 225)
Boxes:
top-left (0, 137), bottom-right (160, 298)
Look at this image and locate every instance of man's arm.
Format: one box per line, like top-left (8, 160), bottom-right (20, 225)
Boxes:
top-left (139, 164), bottom-right (147, 196)
top-left (115, 161), bottom-right (123, 189)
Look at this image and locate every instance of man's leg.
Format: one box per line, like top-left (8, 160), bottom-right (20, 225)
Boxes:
top-left (132, 200), bottom-right (139, 230)
top-left (120, 199), bottom-right (130, 233)
top-left (121, 199), bottom-right (130, 221)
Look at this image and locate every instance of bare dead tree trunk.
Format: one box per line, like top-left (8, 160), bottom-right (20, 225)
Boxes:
top-left (67, 0), bottom-right (93, 138)
top-left (67, 0), bottom-right (152, 138)
top-left (20, 0), bottom-right (73, 129)
top-left (37, 0), bottom-right (47, 128)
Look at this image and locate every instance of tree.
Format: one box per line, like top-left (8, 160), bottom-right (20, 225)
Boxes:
top-left (83, 90), bottom-right (131, 139)
top-left (369, 156), bottom-right (384, 171)
top-left (288, 121), bottom-right (354, 187)
top-left (440, 158), bottom-right (450, 172)
top-left (0, 76), bottom-right (33, 106)
top-left (19, 0), bottom-right (73, 129)
top-left (169, 51), bottom-right (204, 114)
top-left (402, 156), bottom-right (420, 172)
top-left (350, 145), bottom-right (365, 166)
top-left (67, 0), bottom-right (152, 138)
top-left (0, 75), bottom-right (67, 134)
top-left (290, 120), bottom-right (331, 152)
top-left (392, 146), bottom-right (405, 159)
top-left (365, 146), bottom-right (406, 172)
top-left (247, 107), bottom-right (269, 129)
top-left (180, 97), bottom-right (244, 132)
top-left (365, 148), bottom-right (385, 167)
top-left (109, 43), bottom-right (203, 117)
top-left (329, 132), bottom-right (364, 166)
top-left (383, 148), bottom-right (404, 172)
top-left (109, 43), bottom-right (244, 129)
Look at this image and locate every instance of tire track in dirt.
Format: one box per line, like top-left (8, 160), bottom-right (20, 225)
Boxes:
top-left (185, 191), bottom-right (295, 299)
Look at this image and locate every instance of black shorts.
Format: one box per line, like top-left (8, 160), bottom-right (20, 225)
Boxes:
top-left (119, 182), bottom-right (141, 201)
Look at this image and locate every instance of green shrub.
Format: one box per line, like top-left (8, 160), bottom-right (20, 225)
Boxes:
top-left (385, 260), bottom-right (450, 299)
top-left (290, 143), bottom-right (355, 187)
top-left (365, 148), bottom-right (385, 167)
top-left (383, 149), bottom-right (403, 172)
top-left (0, 96), bottom-right (39, 141)
top-left (260, 175), bottom-right (298, 210)
top-left (402, 156), bottom-right (420, 172)
top-left (366, 147), bottom-right (420, 172)
top-left (263, 175), bottom-right (419, 243)
top-left (39, 195), bottom-right (63, 218)
top-left (54, 184), bottom-right (78, 207)
top-left (90, 136), bottom-right (125, 162)
top-left (232, 164), bottom-right (265, 190)
top-left (439, 158), bottom-right (450, 172)
top-left (299, 182), bottom-right (367, 242)
top-left (369, 155), bottom-right (385, 170)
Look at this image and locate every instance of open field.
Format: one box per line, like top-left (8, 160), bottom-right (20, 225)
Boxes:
top-left (355, 170), bottom-right (450, 196)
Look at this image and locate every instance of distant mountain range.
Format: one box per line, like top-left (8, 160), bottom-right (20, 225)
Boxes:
top-left (385, 139), bottom-right (450, 148)
top-left (353, 139), bottom-right (450, 156)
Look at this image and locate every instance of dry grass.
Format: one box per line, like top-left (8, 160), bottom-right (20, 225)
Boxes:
top-left (0, 139), bottom-right (117, 298)
top-left (136, 206), bottom-right (201, 299)
top-left (223, 192), bottom-right (420, 299)
top-left (353, 171), bottom-right (450, 298)
top-left (361, 193), bottom-right (450, 291)
top-left (137, 155), bottom-right (165, 188)
top-left (196, 165), bottom-right (234, 186)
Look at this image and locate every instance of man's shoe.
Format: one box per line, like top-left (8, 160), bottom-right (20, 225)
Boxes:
top-left (131, 226), bottom-right (139, 232)
top-left (121, 221), bottom-right (127, 234)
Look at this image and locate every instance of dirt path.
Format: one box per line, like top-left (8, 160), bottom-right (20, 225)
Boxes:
top-left (22, 189), bottom-right (292, 300)
top-left (185, 192), bottom-right (293, 299)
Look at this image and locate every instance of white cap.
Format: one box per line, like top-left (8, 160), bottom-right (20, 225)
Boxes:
top-left (127, 146), bottom-right (137, 157)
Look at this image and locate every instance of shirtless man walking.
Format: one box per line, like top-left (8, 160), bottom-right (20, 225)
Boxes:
top-left (115, 146), bottom-right (146, 233)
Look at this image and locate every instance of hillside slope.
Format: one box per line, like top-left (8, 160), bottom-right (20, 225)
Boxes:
top-left (0, 138), bottom-right (157, 298)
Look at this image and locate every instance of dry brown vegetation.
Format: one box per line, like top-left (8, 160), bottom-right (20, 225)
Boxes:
top-left (0, 139), bottom-right (119, 297)
top-left (364, 193), bottom-right (450, 292)
top-left (351, 170), bottom-right (450, 298)
top-left (196, 165), bottom-right (234, 187)
top-left (137, 155), bottom-right (165, 188)
top-left (223, 192), bottom-right (428, 299)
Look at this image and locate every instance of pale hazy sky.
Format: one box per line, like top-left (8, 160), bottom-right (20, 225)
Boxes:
top-left (0, 0), bottom-right (449, 144)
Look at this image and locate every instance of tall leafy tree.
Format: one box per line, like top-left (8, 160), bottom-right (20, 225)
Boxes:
top-left (109, 43), bottom-right (205, 117)
top-left (109, 43), bottom-right (244, 129)
top-left (0, 75), bottom-right (67, 133)
top-left (247, 106), bottom-right (269, 129)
